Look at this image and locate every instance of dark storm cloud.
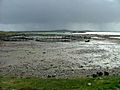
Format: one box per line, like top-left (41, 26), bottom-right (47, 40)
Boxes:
top-left (0, 0), bottom-right (120, 24)
top-left (0, 0), bottom-right (120, 31)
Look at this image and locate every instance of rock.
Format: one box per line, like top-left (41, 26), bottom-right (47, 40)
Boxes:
top-left (92, 74), bottom-right (97, 78)
top-left (47, 75), bottom-right (51, 78)
top-left (43, 51), bottom-right (46, 54)
top-left (79, 65), bottom-right (84, 68)
top-left (51, 75), bottom-right (56, 78)
top-left (87, 83), bottom-right (92, 86)
top-left (104, 71), bottom-right (109, 76)
top-left (85, 40), bottom-right (90, 42)
top-left (50, 64), bottom-right (53, 67)
top-left (41, 59), bottom-right (44, 62)
top-left (97, 72), bottom-right (103, 76)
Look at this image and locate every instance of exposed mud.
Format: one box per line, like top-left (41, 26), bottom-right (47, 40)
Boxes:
top-left (0, 39), bottom-right (120, 78)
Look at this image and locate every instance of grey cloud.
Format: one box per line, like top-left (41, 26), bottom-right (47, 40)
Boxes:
top-left (0, 0), bottom-right (120, 31)
top-left (1, 0), bottom-right (120, 23)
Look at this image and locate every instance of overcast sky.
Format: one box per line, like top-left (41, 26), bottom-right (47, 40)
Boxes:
top-left (0, 0), bottom-right (120, 31)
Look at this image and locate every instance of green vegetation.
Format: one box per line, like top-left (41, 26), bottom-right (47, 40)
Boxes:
top-left (0, 31), bottom-right (16, 45)
top-left (0, 76), bottom-right (120, 90)
top-left (0, 31), bottom-right (16, 36)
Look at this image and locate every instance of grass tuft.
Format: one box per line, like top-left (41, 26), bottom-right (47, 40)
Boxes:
top-left (0, 76), bottom-right (120, 90)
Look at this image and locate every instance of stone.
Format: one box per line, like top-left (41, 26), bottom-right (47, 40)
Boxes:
top-left (92, 74), bottom-right (97, 78)
top-left (97, 72), bottom-right (103, 76)
top-left (88, 83), bottom-right (92, 86)
top-left (43, 52), bottom-right (46, 54)
top-left (104, 71), bottom-right (109, 76)
top-left (47, 75), bottom-right (51, 78)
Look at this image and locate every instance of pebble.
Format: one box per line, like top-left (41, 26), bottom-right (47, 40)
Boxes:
top-left (88, 83), bottom-right (92, 86)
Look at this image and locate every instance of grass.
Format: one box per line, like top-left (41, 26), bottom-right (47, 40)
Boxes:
top-left (0, 31), bottom-right (16, 46)
top-left (0, 31), bottom-right (16, 36)
top-left (0, 76), bottom-right (120, 90)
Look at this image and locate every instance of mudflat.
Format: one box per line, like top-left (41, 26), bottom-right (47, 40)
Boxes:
top-left (0, 39), bottom-right (120, 78)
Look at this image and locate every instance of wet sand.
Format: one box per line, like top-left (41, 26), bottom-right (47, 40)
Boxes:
top-left (1, 39), bottom-right (120, 78)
